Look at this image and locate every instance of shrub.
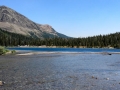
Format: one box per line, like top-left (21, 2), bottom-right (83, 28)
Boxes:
top-left (0, 46), bottom-right (5, 55)
top-left (0, 46), bottom-right (16, 55)
top-left (11, 50), bottom-right (16, 54)
top-left (0, 46), bottom-right (10, 55)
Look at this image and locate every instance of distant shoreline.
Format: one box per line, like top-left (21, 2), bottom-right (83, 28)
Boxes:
top-left (6, 45), bottom-right (116, 49)
top-left (6, 46), bottom-right (120, 56)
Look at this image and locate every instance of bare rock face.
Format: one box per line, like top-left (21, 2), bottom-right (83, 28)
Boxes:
top-left (0, 6), bottom-right (68, 38)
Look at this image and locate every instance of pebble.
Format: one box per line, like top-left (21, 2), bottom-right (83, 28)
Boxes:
top-left (0, 81), bottom-right (5, 86)
top-left (92, 76), bottom-right (97, 79)
top-left (106, 78), bottom-right (109, 80)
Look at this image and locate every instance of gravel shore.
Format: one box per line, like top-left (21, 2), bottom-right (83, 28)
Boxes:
top-left (0, 53), bottom-right (120, 90)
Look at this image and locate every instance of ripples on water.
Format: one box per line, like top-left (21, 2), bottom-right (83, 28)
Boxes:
top-left (0, 53), bottom-right (120, 90)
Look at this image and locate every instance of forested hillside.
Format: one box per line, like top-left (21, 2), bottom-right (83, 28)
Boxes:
top-left (0, 28), bottom-right (120, 48)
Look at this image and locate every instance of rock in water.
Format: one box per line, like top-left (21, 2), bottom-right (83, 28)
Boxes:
top-left (108, 53), bottom-right (112, 55)
top-left (106, 78), bottom-right (109, 80)
top-left (0, 81), bottom-right (5, 86)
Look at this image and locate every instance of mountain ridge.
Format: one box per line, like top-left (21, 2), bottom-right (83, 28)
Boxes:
top-left (0, 5), bottom-right (68, 38)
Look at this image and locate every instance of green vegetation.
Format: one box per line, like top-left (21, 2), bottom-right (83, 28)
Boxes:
top-left (0, 46), bottom-right (9, 55)
top-left (0, 28), bottom-right (120, 48)
top-left (0, 46), bottom-right (16, 55)
top-left (11, 50), bottom-right (16, 54)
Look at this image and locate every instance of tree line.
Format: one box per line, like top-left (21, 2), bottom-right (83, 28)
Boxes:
top-left (0, 28), bottom-right (120, 48)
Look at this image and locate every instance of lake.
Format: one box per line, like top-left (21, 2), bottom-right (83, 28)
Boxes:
top-left (0, 48), bottom-right (120, 90)
top-left (7, 47), bottom-right (120, 53)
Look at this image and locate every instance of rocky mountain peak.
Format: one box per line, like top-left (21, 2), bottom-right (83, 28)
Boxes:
top-left (0, 6), bottom-right (68, 38)
top-left (0, 5), bottom-right (8, 9)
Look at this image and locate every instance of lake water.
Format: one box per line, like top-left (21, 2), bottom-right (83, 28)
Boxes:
top-left (7, 47), bottom-right (120, 53)
top-left (0, 48), bottom-right (120, 90)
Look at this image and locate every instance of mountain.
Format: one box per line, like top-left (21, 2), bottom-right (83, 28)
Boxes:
top-left (0, 5), bottom-right (68, 38)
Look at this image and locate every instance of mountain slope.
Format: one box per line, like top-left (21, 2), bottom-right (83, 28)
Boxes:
top-left (0, 6), bottom-right (68, 38)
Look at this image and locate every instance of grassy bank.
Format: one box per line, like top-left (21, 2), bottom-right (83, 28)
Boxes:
top-left (0, 46), bottom-right (16, 55)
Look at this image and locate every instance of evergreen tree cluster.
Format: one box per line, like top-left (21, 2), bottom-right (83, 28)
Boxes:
top-left (0, 28), bottom-right (120, 48)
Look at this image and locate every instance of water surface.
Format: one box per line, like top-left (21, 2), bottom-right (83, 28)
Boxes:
top-left (7, 47), bottom-right (120, 53)
top-left (0, 53), bottom-right (120, 90)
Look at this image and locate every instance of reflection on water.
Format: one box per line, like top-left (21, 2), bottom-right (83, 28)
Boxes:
top-left (0, 53), bottom-right (120, 90)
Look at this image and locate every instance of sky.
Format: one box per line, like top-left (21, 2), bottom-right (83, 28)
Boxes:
top-left (1, 0), bottom-right (120, 37)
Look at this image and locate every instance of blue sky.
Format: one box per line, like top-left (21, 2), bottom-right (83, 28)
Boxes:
top-left (1, 0), bottom-right (120, 37)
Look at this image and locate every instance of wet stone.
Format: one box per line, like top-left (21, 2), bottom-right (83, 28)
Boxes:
top-left (0, 81), bottom-right (5, 86)
top-left (106, 78), bottom-right (109, 80)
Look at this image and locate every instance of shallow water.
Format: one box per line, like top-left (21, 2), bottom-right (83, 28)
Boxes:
top-left (0, 53), bottom-right (120, 90)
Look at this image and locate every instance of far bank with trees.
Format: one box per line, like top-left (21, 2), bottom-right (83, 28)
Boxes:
top-left (0, 28), bottom-right (120, 49)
